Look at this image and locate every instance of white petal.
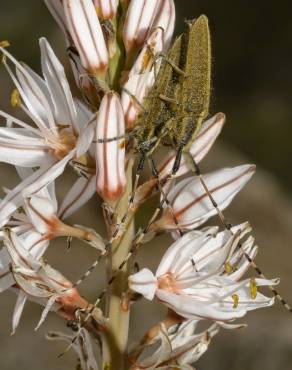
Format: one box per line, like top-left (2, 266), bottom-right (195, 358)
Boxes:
top-left (94, 0), bottom-right (118, 20)
top-left (76, 117), bottom-right (95, 157)
top-left (95, 92), bottom-right (126, 202)
top-left (0, 136), bottom-right (49, 167)
top-left (122, 71), bottom-right (155, 128)
top-left (34, 294), bottom-right (58, 331)
top-left (3, 230), bottom-right (41, 271)
top-left (155, 231), bottom-right (212, 277)
top-left (40, 38), bottom-right (79, 133)
top-left (25, 195), bottom-right (56, 234)
top-left (129, 268), bottom-right (157, 300)
top-left (0, 157), bottom-right (70, 226)
top-left (156, 290), bottom-right (247, 321)
top-left (0, 110), bottom-right (41, 136)
top-left (22, 150), bottom-right (75, 197)
top-left (161, 164), bottom-right (256, 230)
top-left (0, 46), bottom-right (57, 137)
top-left (21, 231), bottom-right (49, 260)
top-left (63, 0), bottom-right (109, 73)
top-left (123, 0), bottom-right (162, 52)
top-left (58, 175), bottom-right (96, 220)
top-left (11, 291), bottom-right (27, 334)
top-left (189, 223), bottom-right (251, 275)
top-left (44, 0), bottom-right (70, 38)
top-left (151, 0), bottom-right (175, 50)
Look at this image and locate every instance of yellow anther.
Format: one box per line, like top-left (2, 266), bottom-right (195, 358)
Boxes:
top-left (225, 261), bottom-right (234, 275)
top-left (11, 89), bottom-right (21, 107)
top-left (103, 363), bottom-right (112, 370)
top-left (232, 293), bottom-right (239, 309)
top-left (0, 40), bottom-right (10, 48)
top-left (250, 277), bottom-right (257, 300)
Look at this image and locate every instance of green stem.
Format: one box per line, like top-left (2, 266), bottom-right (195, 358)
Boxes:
top-left (105, 160), bottom-right (134, 370)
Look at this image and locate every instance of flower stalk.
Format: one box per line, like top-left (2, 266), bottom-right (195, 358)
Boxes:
top-left (105, 159), bottom-right (135, 370)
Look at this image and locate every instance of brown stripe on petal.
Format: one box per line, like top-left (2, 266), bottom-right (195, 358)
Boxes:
top-left (80, 0), bottom-right (105, 69)
top-left (175, 166), bottom-right (255, 219)
top-left (58, 175), bottom-right (94, 219)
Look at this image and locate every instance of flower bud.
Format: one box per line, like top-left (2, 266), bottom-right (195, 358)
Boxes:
top-left (155, 164), bottom-right (256, 231)
top-left (94, 0), bottom-right (119, 20)
top-left (122, 27), bottom-right (164, 128)
top-left (151, 0), bottom-right (175, 50)
top-left (63, 0), bottom-right (109, 75)
top-left (123, 0), bottom-right (175, 53)
top-left (95, 92), bottom-right (126, 202)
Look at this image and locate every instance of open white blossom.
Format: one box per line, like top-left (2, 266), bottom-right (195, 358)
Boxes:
top-left (129, 224), bottom-right (278, 321)
top-left (0, 38), bottom-right (95, 226)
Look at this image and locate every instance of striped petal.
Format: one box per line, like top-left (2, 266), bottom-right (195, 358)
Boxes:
top-left (157, 164), bottom-right (256, 230)
top-left (58, 175), bottom-right (96, 220)
top-left (94, 0), bottom-right (118, 20)
top-left (40, 38), bottom-right (79, 133)
top-left (95, 92), bottom-right (126, 202)
top-left (63, 0), bottom-right (109, 74)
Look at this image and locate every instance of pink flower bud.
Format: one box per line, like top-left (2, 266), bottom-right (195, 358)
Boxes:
top-left (94, 0), bottom-right (119, 20)
top-left (95, 92), bottom-right (126, 202)
top-left (63, 0), bottom-right (109, 74)
top-left (122, 28), bottom-right (164, 128)
top-left (123, 0), bottom-right (175, 53)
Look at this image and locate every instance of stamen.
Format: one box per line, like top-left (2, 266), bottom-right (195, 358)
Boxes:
top-left (225, 261), bottom-right (235, 275)
top-left (10, 89), bottom-right (21, 107)
top-left (250, 277), bottom-right (257, 299)
top-left (232, 293), bottom-right (239, 309)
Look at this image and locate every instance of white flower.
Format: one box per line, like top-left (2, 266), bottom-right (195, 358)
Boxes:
top-left (0, 229), bottom-right (106, 333)
top-left (0, 182), bottom-right (104, 254)
top-left (129, 224), bottom-right (277, 321)
top-left (0, 39), bottom-right (95, 225)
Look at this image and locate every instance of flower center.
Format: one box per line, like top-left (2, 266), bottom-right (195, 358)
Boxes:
top-left (157, 273), bottom-right (178, 293)
top-left (53, 127), bottom-right (77, 159)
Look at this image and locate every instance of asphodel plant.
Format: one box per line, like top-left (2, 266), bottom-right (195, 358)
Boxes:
top-left (0, 1), bottom-right (286, 369)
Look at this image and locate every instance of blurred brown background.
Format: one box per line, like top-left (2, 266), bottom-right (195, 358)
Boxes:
top-left (1, 1), bottom-right (292, 369)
